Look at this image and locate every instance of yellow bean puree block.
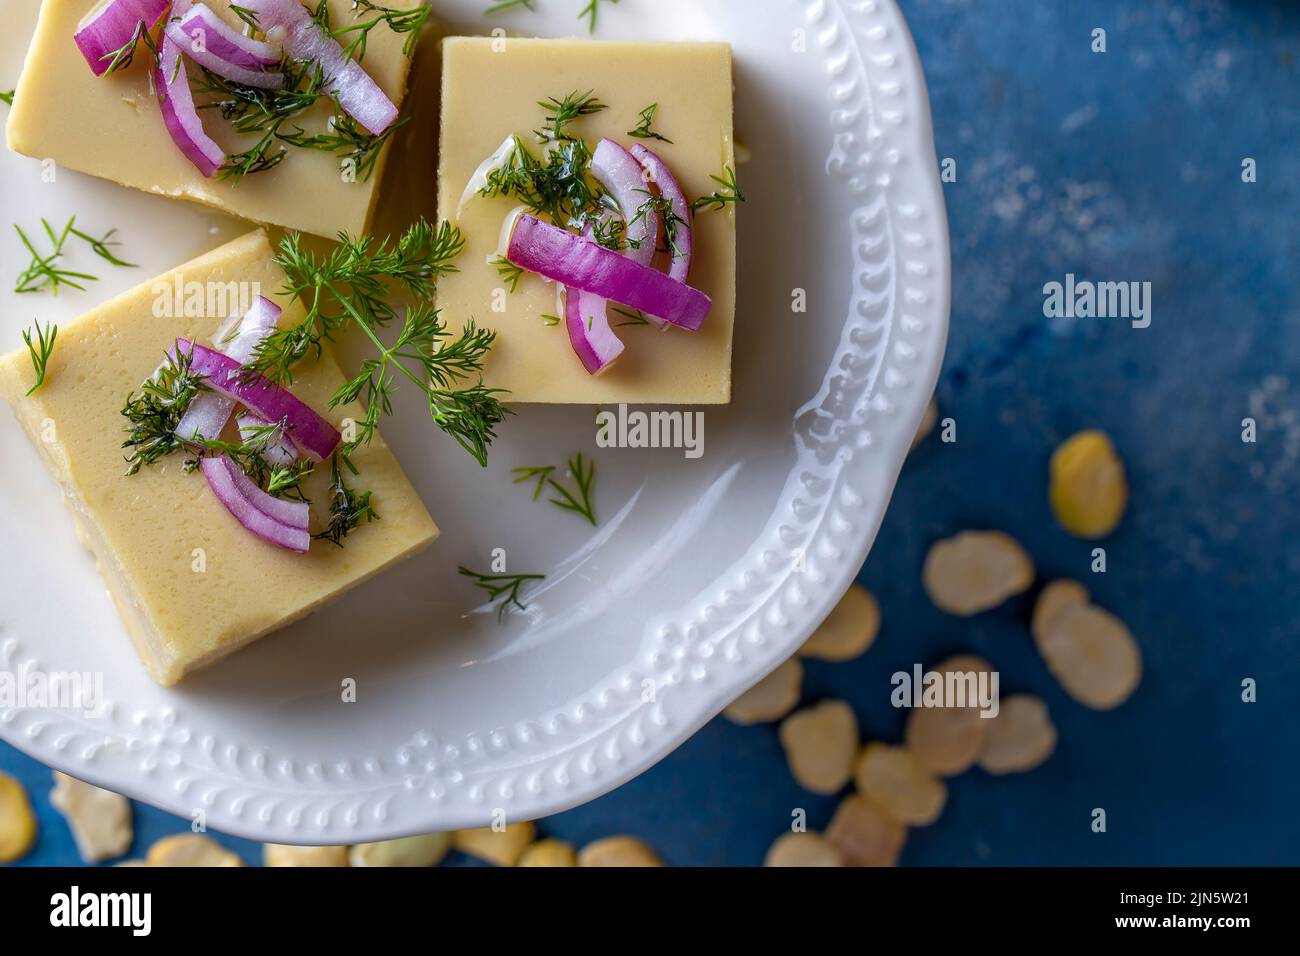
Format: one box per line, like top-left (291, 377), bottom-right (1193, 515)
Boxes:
top-left (436, 36), bottom-right (736, 405)
top-left (0, 230), bottom-right (438, 685)
top-left (6, 0), bottom-right (420, 239)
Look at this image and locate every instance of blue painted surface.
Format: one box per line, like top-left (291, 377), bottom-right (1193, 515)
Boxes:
top-left (4, 0), bottom-right (1298, 866)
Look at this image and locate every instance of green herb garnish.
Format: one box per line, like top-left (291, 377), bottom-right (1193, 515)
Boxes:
top-left (541, 313), bottom-right (561, 326)
top-left (0, 90), bottom-right (13, 106)
top-left (578, 0), bottom-right (618, 33)
top-left (458, 567), bottom-right (546, 621)
top-left (332, 0), bottom-right (432, 61)
top-left (20, 321), bottom-right (57, 396)
top-left (482, 136), bottom-right (604, 229)
top-left (13, 217), bottom-right (135, 295)
top-left (99, 20), bottom-right (157, 76)
top-left (692, 165), bottom-right (745, 213)
top-left (492, 255), bottom-right (526, 293)
top-left (313, 454), bottom-right (379, 546)
top-left (121, 346), bottom-right (206, 475)
top-left (628, 103), bottom-right (672, 144)
top-left (535, 90), bottom-right (607, 143)
top-left (254, 220), bottom-right (511, 469)
top-left (612, 306), bottom-right (650, 328)
top-left (511, 452), bottom-right (598, 526)
top-left (183, 420), bottom-right (316, 502)
top-left (484, 0), bottom-right (536, 15)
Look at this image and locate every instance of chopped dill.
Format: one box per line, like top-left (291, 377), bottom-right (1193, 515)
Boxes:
top-left (458, 566), bottom-right (547, 621)
top-left (692, 165), bottom-right (745, 212)
top-left (20, 321), bottom-right (58, 396)
top-left (628, 103), bottom-right (673, 144)
top-left (314, 454), bottom-right (379, 546)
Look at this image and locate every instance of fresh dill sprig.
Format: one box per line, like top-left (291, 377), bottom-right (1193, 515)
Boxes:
top-left (99, 20), bottom-right (157, 76)
top-left (578, 0), bottom-right (619, 33)
top-left (612, 306), bottom-right (650, 328)
top-left (258, 220), bottom-right (511, 468)
top-left (182, 420), bottom-right (316, 501)
top-left (628, 103), bottom-right (673, 144)
top-left (14, 221), bottom-right (95, 295)
top-left (540, 313), bottom-right (561, 327)
top-left (484, 0), bottom-right (536, 15)
top-left (458, 566), bottom-right (546, 621)
top-left (511, 465), bottom-right (555, 500)
top-left (20, 321), bottom-right (57, 396)
top-left (197, 61), bottom-right (325, 134)
top-left (630, 193), bottom-right (687, 259)
top-left (692, 165), bottom-right (745, 212)
top-left (492, 255), bottom-right (526, 293)
top-left (481, 136), bottom-right (603, 228)
top-left (512, 453), bottom-right (598, 526)
top-left (277, 113), bottom-right (406, 183)
top-left (121, 346), bottom-right (206, 475)
top-left (219, 129), bottom-right (286, 182)
top-left (229, 4), bottom-right (262, 34)
top-left (535, 90), bottom-right (607, 143)
top-left (333, 0), bottom-right (432, 60)
top-left (314, 454), bottom-right (379, 547)
top-left (13, 217), bottom-right (134, 295)
top-left (0, 90), bottom-right (13, 106)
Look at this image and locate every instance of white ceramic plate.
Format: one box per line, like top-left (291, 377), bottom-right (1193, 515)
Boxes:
top-left (0, 0), bottom-right (948, 843)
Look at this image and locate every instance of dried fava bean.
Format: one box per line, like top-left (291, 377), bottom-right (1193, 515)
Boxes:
top-left (0, 771), bottom-right (37, 863)
top-left (778, 700), bottom-right (859, 794)
top-left (1033, 589), bottom-right (1141, 710)
top-left (978, 694), bottom-right (1057, 774)
top-left (723, 658), bottom-right (803, 725)
top-left (351, 833), bottom-right (451, 867)
top-left (854, 742), bottom-right (947, 826)
top-left (1032, 579), bottom-right (1090, 635)
top-left (146, 833), bottom-right (243, 867)
top-left (518, 838), bottom-right (578, 867)
top-left (824, 795), bottom-right (906, 867)
top-left (922, 531), bottom-right (1035, 617)
top-left (799, 585), bottom-right (880, 662)
top-left (453, 822), bottom-right (536, 866)
top-left (764, 831), bottom-right (844, 867)
top-left (265, 843), bottom-right (351, 867)
top-left (578, 835), bottom-right (664, 867)
top-left (904, 654), bottom-right (994, 776)
top-left (50, 772), bottom-right (132, 863)
top-left (911, 397), bottom-right (939, 451)
top-left (1049, 430), bottom-right (1128, 539)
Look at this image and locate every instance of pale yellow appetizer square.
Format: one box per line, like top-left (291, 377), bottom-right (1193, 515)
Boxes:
top-left (436, 36), bottom-right (737, 405)
top-left (0, 231), bottom-right (438, 685)
top-left (6, 0), bottom-right (422, 239)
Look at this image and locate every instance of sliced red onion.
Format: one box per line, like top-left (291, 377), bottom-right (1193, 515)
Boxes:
top-left (200, 456), bottom-right (310, 553)
top-left (565, 287), bottom-right (625, 375)
top-left (224, 457), bottom-right (309, 529)
top-left (237, 413), bottom-right (299, 468)
top-left (176, 2), bottom-right (281, 69)
top-left (507, 215), bottom-right (712, 332)
top-left (74, 0), bottom-right (171, 77)
top-left (176, 296), bottom-right (282, 444)
top-left (560, 140), bottom-right (665, 363)
top-left (165, 20), bottom-right (285, 88)
top-left (592, 139), bottom-right (658, 268)
top-left (156, 35), bottom-right (225, 177)
top-left (241, 0), bottom-right (399, 135)
top-left (630, 144), bottom-right (694, 284)
top-left (172, 339), bottom-right (342, 461)
top-left (458, 135), bottom-right (519, 221)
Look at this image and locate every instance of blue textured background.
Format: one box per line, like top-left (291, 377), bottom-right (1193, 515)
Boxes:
top-left (5, 0), bottom-right (1298, 866)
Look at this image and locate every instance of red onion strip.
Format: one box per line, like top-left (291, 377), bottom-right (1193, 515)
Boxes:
top-left (172, 339), bottom-right (342, 462)
top-left (507, 215), bottom-right (712, 332)
top-left (240, 0), bottom-right (399, 135)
